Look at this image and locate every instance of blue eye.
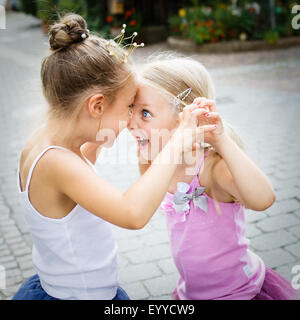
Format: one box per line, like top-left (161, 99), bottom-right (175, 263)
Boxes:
top-left (142, 110), bottom-right (151, 118)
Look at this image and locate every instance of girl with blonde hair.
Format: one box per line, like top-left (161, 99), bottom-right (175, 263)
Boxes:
top-left (128, 55), bottom-right (298, 300)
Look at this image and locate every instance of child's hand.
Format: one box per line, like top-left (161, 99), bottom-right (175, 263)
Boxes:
top-left (173, 102), bottom-right (218, 155)
top-left (193, 97), bottom-right (227, 147)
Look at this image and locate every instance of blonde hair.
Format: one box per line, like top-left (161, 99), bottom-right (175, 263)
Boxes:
top-left (41, 13), bottom-right (134, 119)
top-left (139, 54), bottom-right (244, 213)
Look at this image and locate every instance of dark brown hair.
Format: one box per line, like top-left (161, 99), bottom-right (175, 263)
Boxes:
top-left (41, 13), bottom-right (134, 117)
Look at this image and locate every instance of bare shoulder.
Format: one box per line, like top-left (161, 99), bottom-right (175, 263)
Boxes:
top-left (210, 156), bottom-right (244, 204)
top-left (19, 126), bottom-right (47, 171)
top-left (212, 158), bottom-right (232, 182)
top-left (199, 150), bottom-right (239, 203)
top-left (40, 148), bottom-right (92, 185)
top-left (20, 143), bottom-right (89, 191)
top-left (19, 130), bottom-right (47, 190)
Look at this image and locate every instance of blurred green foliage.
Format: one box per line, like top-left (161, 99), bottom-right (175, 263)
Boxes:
top-left (18, 0), bottom-right (300, 43)
top-left (168, 0), bottom-right (300, 44)
top-left (19, 0), bottom-right (108, 36)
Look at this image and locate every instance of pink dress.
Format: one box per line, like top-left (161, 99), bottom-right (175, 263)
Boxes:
top-left (160, 150), bottom-right (298, 300)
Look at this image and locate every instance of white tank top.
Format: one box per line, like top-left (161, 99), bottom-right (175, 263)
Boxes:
top-left (17, 146), bottom-right (118, 300)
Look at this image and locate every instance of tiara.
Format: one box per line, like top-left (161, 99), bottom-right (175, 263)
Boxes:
top-left (173, 88), bottom-right (192, 107)
top-left (105, 24), bottom-right (144, 63)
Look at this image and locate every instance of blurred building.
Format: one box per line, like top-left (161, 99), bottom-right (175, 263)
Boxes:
top-left (107, 0), bottom-right (182, 42)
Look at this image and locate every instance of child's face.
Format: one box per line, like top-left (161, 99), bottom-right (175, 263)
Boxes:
top-left (98, 76), bottom-right (138, 147)
top-left (128, 83), bottom-right (179, 160)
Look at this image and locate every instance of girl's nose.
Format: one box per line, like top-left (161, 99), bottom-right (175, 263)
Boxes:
top-left (127, 109), bottom-right (138, 130)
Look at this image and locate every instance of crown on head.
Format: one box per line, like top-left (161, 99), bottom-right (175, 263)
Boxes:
top-left (105, 24), bottom-right (144, 63)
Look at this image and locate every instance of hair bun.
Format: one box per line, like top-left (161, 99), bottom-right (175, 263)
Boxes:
top-left (49, 13), bottom-right (89, 50)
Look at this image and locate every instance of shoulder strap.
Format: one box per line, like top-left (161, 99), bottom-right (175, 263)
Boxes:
top-left (195, 149), bottom-right (210, 176)
top-left (23, 145), bottom-right (71, 193)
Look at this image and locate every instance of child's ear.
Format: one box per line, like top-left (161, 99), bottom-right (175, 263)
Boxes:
top-left (87, 94), bottom-right (105, 119)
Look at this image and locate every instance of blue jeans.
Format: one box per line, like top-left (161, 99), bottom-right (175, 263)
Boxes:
top-left (12, 274), bottom-right (130, 300)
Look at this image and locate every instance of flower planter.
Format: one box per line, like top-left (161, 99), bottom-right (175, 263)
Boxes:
top-left (167, 36), bottom-right (300, 53)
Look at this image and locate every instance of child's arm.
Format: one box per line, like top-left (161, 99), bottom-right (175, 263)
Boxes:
top-left (47, 105), bottom-right (217, 229)
top-left (206, 113), bottom-right (276, 211)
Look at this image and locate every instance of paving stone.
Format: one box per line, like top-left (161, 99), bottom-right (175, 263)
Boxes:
top-left (119, 263), bottom-right (161, 284)
top-left (5, 236), bottom-right (25, 245)
top-left (112, 223), bottom-right (154, 240)
top-left (149, 294), bottom-right (172, 300)
top-left (0, 260), bottom-right (18, 270)
top-left (12, 213), bottom-right (29, 234)
top-left (0, 248), bottom-right (11, 257)
top-left (246, 224), bottom-right (262, 238)
top-left (121, 281), bottom-right (150, 300)
top-left (5, 268), bottom-right (21, 279)
top-left (117, 253), bottom-right (130, 269)
top-left (126, 244), bottom-right (172, 264)
top-left (0, 205), bottom-right (10, 215)
top-left (258, 248), bottom-right (296, 268)
top-left (12, 246), bottom-right (31, 257)
top-left (256, 214), bottom-right (300, 232)
top-left (21, 269), bottom-right (35, 279)
top-left (2, 229), bottom-right (21, 240)
top-left (23, 234), bottom-right (33, 248)
top-left (0, 289), bottom-right (13, 298)
top-left (144, 273), bottom-right (179, 297)
top-left (251, 230), bottom-right (298, 251)
top-left (245, 210), bottom-right (267, 223)
top-left (275, 187), bottom-right (300, 201)
top-left (0, 220), bottom-right (15, 228)
top-left (116, 237), bottom-right (144, 253)
top-left (265, 199), bottom-right (300, 216)
top-left (141, 231), bottom-right (169, 246)
top-left (276, 262), bottom-right (300, 282)
top-left (149, 212), bottom-right (168, 231)
top-left (295, 210), bottom-right (300, 219)
top-left (0, 255), bottom-right (15, 264)
top-left (2, 284), bottom-right (20, 298)
top-left (5, 275), bottom-right (23, 287)
top-left (18, 258), bottom-right (33, 271)
top-left (285, 243), bottom-right (300, 258)
top-left (9, 242), bottom-right (28, 251)
top-left (274, 179), bottom-right (300, 190)
top-left (157, 258), bottom-right (178, 275)
top-left (288, 224), bottom-right (300, 239)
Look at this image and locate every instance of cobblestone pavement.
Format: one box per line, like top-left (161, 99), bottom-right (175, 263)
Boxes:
top-left (0, 12), bottom-right (300, 300)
